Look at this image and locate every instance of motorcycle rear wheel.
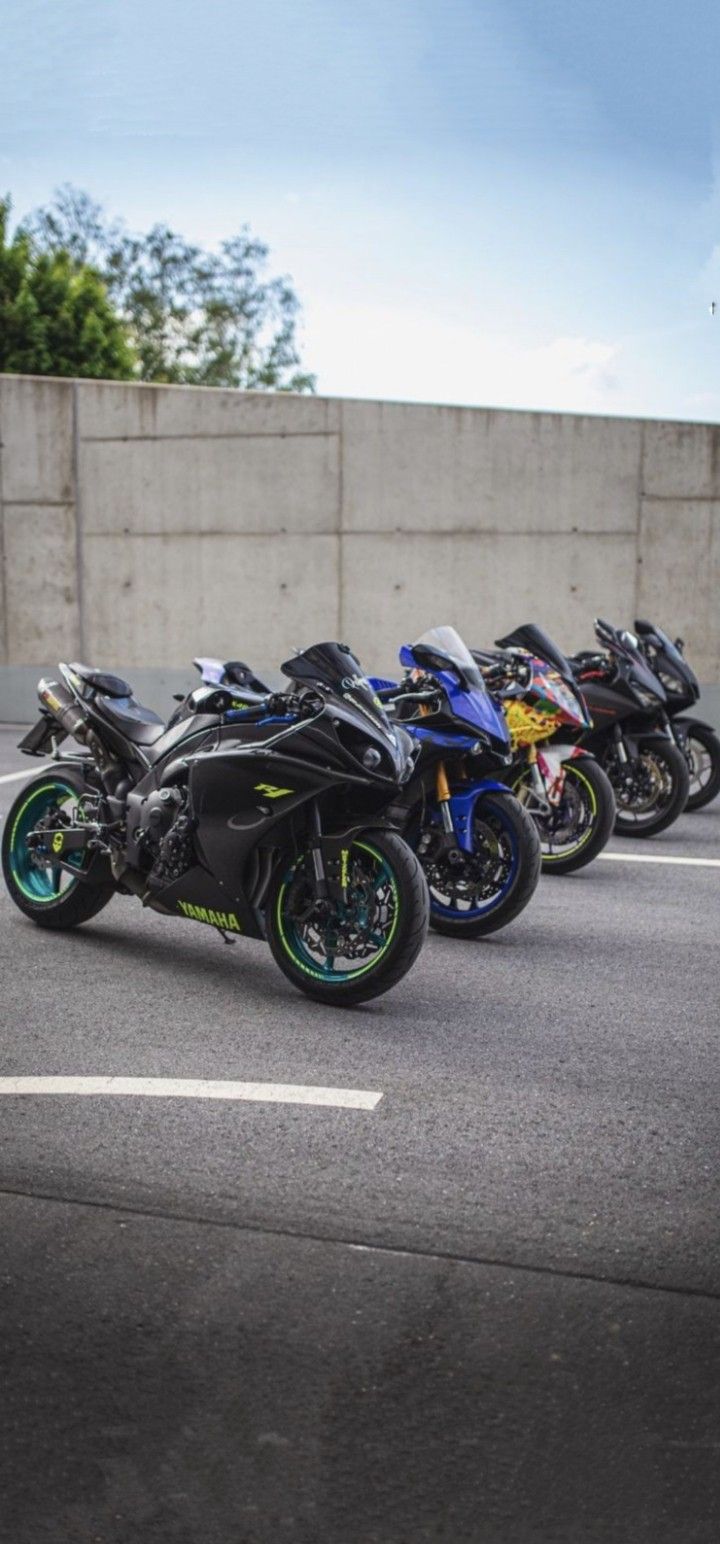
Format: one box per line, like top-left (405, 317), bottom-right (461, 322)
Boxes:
top-left (1, 770), bottom-right (116, 927)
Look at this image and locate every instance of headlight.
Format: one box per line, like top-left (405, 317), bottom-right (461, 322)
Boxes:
top-left (634, 686), bottom-right (661, 708)
top-left (362, 746), bottom-right (382, 770)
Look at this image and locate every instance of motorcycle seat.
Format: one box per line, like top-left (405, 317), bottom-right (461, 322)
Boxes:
top-left (95, 693), bottom-right (166, 746)
top-left (69, 662), bottom-right (134, 698)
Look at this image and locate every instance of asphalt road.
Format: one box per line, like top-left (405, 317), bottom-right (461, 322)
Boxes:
top-left (0, 726), bottom-right (719, 1543)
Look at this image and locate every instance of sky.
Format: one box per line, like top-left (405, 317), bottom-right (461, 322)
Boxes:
top-left (2, 0), bottom-right (720, 419)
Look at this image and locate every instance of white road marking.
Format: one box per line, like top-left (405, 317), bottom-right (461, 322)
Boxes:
top-left (0, 764), bottom-right (51, 785)
top-left (598, 851), bottom-right (720, 869)
top-left (0, 1076), bottom-right (383, 1110)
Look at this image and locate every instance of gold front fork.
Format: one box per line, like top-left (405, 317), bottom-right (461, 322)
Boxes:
top-left (435, 761), bottom-right (454, 834)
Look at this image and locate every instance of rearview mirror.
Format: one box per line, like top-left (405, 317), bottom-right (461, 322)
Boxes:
top-left (187, 685), bottom-right (240, 716)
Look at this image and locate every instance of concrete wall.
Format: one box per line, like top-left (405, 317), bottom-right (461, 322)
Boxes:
top-left (1, 373), bottom-right (719, 722)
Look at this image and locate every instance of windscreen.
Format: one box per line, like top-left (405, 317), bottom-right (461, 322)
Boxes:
top-left (413, 626), bottom-right (486, 688)
top-left (597, 621), bottom-right (667, 702)
top-left (645, 626), bottom-right (688, 672)
top-left (495, 623), bottom-right (575, 684)
top-left (281, 641), bottom-right (392, 729)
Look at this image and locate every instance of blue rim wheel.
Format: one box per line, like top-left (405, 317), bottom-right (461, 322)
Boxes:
top-left (428, 801), bottom-right (519, 920)
top-left (6, 780), bottom-right (84, 905)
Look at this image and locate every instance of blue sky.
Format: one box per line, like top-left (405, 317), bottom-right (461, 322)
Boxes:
top-left (2, 0), bottom-right (720, 418)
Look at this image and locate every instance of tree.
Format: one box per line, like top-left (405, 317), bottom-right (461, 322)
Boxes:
top-left (0, 198), bottom-right (136, 380)
top-left (25, 186), bottom-right (316, 391)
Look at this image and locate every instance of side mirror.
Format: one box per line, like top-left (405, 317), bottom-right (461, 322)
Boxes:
top-left (187, 685), bottom-right (241, 716)
top-left (675, 636), bottom-right (685, 653)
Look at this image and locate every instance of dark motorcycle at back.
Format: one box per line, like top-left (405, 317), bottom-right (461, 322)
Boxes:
top-left (632, 620), bottom-right (720, 811)
top-left (2, 645), bottom-right (429, 1006)
top-left (568, 619), bottom-right (690, 837)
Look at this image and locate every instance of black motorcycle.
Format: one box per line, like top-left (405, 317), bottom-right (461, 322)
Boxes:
top-left (1, 645), bottom-right (429, 1005)
top-left (568, 619), bottom-right (690, 837)
top-left (632, 620), bottom-right (720, 812)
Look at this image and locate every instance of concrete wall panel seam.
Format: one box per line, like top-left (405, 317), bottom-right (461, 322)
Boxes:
top-left (0, 392), bottom-right (7, 664)
top-left (72, 381), bottom-right (85, 659)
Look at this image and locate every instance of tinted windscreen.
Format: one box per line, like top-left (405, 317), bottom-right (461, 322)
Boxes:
top-left (495, 624), bottom-right (574, 683)
top-left (281, 642), bottom-right (391, 729)
top-left (413, 626), bottom-right (487, 689)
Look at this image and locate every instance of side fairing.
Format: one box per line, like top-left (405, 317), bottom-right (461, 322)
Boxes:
top-left (189, 748), bottom-right (327, 895)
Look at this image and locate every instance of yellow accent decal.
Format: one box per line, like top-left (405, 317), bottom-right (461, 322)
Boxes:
top-left (504, 700), bottom-right (556, 751)
top-left (340, 848), bottom-right (349, 889)
top-left (52, 831), bottom-right (63, 853)
top-left (254, 783), bottom-right (294, 799)
top-left (177, 900), bottom-right (241, 931)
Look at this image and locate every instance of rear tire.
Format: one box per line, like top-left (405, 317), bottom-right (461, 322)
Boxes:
top-left (683, 723), bottom-right (720, 811)
top-left (266, 830), bottom-right (429, 1006)
top-left (428, 791), bottom-right (541, 938)
top-left (611, 739), bottom-right (690, 837)
top-left (2, 769), bottom-right (116, 928)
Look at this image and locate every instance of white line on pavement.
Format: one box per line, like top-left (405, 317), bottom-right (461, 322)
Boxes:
top-left (598, 851), bottom-right (720, 868)
top-left (0, 1076), bottom-right (383, 1110)
top-left (0, 765), bottom-right (51, 786)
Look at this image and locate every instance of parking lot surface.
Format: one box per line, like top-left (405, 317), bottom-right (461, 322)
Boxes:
top-left (1, 726), bottom-right (718, 1542)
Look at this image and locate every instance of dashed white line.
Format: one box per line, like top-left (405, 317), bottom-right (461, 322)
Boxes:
top-left (0, 764), bottom-right (51, 785)
top-left (0, 1076), bottom-right (383, 1110)
top-left (598, 851), bottom-right (720, 868)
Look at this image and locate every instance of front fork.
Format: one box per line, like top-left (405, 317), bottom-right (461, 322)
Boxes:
top-left (307, 801), bottom-right (350, 905)
top-left (435, 761), bottom-right (455, 835)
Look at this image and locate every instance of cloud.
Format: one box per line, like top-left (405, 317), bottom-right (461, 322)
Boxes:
top-left (307, 300), bottom-right (622, 414)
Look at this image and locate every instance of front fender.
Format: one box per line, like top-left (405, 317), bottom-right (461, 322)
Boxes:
top-left (673, 716), bottom-right (718, 737)
top-left (447, 781), bottom-right (512, 853)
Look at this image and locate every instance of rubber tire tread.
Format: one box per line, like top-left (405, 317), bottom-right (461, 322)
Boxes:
top-left (1, 768), bottom-right (116, 929)
top-left (612, 739), bottom-right (690, 837)
top-left (683, 724), bottom-right (720, 811)
top-left (541, 758), bottom-right (616, 875)
top-left (265, 830), bottom-right (429, 1007)
top-left (429, 791), bottom-right (541, 939)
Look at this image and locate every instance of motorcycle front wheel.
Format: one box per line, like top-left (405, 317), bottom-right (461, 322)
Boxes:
top-left (516, 757), bottom-right (616, 874)
top-left (610, 739), bottom-right (690, 837)
top-left (683, 723), bottom-right (720, 811)
top-left (425, 791), bottom-right (541, 938)
top-left (266, 831), bottom-right (429, 1005)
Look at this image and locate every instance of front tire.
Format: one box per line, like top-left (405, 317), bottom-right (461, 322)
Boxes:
top-left (517, 757), bottom-right (616, 875)
top-left (2, 769), bottom-right (116, 928)
top-left (610, 739), bottom-right (690, 837)
top-left (266, 831), bottom-right (429, 1006)
top-left (427, 791), bottom-right (541, 938)
top-left (682, 723), bottom-right (720, 811)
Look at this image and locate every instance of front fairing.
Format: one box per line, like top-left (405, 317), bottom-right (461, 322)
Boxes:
top-left (399, 645), bottom-right (510, 752)
top-left (528, 660), bottom-right (590, 728)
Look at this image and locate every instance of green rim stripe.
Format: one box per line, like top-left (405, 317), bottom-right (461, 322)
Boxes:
top-left (276, 839), bottom-right (400, 982)
top-left (540, 762), bottom-right (599, 863)
top-left (8, 780), bottom-right (81, 904)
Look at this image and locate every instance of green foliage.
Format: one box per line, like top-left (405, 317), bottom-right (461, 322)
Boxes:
top-left (24, 186), bottom-right (316, 392)
top-left (0, 198), bottom-right (136, 380)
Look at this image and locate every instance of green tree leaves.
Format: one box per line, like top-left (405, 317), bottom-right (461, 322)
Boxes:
top-left (23, 185), bottom-right (316, 391)
top-left (0, 198), bottom-right (135, 379)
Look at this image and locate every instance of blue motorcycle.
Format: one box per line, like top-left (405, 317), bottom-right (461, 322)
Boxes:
top-left (371, 627), bottom-right (541, 938)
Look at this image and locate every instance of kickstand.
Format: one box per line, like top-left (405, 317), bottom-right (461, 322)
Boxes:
top-left (216, 928), bottom-right (237, 946)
